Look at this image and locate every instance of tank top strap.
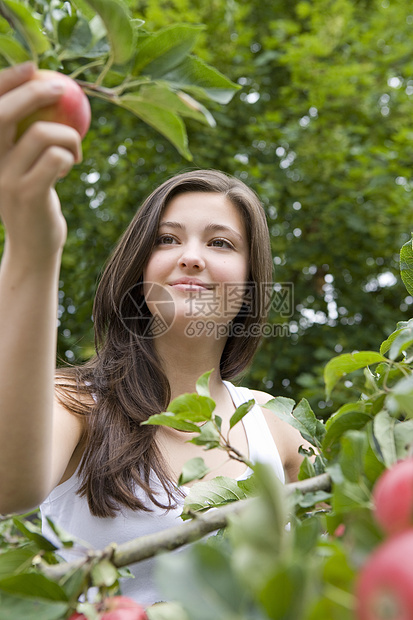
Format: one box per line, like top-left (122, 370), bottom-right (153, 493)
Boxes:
top-left (223, 381), bottom-right (285, 484)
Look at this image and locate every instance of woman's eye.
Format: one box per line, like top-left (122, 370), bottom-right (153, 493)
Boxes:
top-left (157, 234), bottom-right (177, 245)
top-left (209, 238), bottom-right (234, 249)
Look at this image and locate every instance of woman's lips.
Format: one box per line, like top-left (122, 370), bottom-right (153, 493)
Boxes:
top-left (169, 279), bottom-right (214, 292)
top-left (170, 283), bottom-right (210, 291)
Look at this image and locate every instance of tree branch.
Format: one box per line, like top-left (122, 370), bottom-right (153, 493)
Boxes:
top-left (41, 473), bottom-right (331, 581)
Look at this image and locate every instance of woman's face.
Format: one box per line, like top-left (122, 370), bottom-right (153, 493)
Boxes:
top-left (143, 192), bottom-right (250, 337)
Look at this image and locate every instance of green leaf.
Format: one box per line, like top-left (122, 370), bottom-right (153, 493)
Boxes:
top-left (0, 591), bottom-right (68, 620)
top-left (58, 15), bottom-right (93, 60)
top-left (134, 24), bottom-right (204, 76)
top-left (386, 374), bottom-right (413, 417)
top-left (322, 403), bottom-right (371, 459)
top-left (371, 410), bottom-right (397, 467)
top-left (236, 474), bottom-right (259, 496)
top-left (0, 546), bottom-right (37, 579)
top-left (181, 476), bottom-right (248, 518)
top-left (332, 479), bottom-right (371, 513)
top-left (83, 0), bottom-right (135, 64)
top-left (0, 34), bottom-right (30, 64)
top-left (308, 597), bottom-right (353, 620)
top-left (363, 436), bottom-right (386, 485)
top-left (0, 573), bottom-right (67, 601)
top-left (1, 1), bottom-right (50, 55)
top-left (264, 396), bottom-right (295, 416)
top-left (188, 420), bottom-right (221, 449)
top-left (142, 392), bottom-right (215, 430)
top-left (167, 393), bottom-right (215, 421)
top-left (0, 15), bottom-right (10, 34)
top-left (229, 399), bottom-right (254, 430)
top-left (400, 235), bottom-right (413, 296)
top-left (259, 563), bottom-right (307, 620)
top-left (380, 319), bottom-right (413, 356)
top-left (389, 329), bottom-right (413, 361)
top-left (178, 457), bottom-right (210, 486)
top-left (128, 84), bottom-right (215, 127)
top-left (156, 544), bottom-right (249, 620)
top-left (195, 370), bottom-right (213, 397)
top-left (293, 516), bottom-right (321, 555)
top-left (394, 419), bottom-right (413, 460)
top-left (228, 463), bottom-right (286, 591)
top-left (141, 412), bottom-right (198, 432)
top-left (119, 94), bottom-right (192, 159)
top-left (12, 517), bottom-right (57, 552)
top-left (339, 430), bottom-right (368, 483)
top-left (58, 564), bottom-right (89, 601)
top-left (297, 455), bottom-right (316, 480)
top-left (324, 351), bottom-right (386, 399)
top-left (293, 489), bottom-right (332, 509)
top-left (161, 55), bottom-right (240, 104)
top-left (264, 397), bottom-right (322, 446)
top-left (293, 398), bottom-right (325, 442)
top-left (45, 518), bottom-right (75, 548)
top-left (174, 91), bottom-right (216, 126)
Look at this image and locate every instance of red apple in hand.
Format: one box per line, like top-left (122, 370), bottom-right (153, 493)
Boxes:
top-left (16, 70), bottom-right (91, 139)
top-left (372, 458), bottom-right (413, 537)
top-left (69, 596), bottom-right (148, 620)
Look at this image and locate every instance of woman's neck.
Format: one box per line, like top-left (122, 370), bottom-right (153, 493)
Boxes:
top-left (153, 330), bottom-right (227, 401)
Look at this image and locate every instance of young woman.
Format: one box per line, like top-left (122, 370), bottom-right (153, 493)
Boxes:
top-left (0, 63), bottom-right (308, 606)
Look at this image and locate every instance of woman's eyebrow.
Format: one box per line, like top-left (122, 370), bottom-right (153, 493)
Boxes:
top-left (204, 223), bottom-right (243, 242)
top-left (158, 220), bottom-right (184, 230)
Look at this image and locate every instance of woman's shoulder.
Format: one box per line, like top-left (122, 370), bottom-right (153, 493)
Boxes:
top-left (244, 387), bottom-right (308, 481)
top-left (247, 388), bottom-right (274, 405)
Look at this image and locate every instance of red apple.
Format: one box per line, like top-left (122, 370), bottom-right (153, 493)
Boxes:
top-left (69, 596), bottom-right (148, 620)
top-left (372, 458), bottom-right (413, 537)
top-left (356, 530), bottom-right (413, 620)
top-left (16, 70), bottom-right (91, 139)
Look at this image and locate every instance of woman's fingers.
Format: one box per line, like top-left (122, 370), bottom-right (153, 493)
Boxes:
top-left (7, 121), bottom-right (82, 174)
top-left (0, 79), bottom-right (69, 148)
top-left (24, 145), bottom-right (77, 193)
top-left (0, 62), bottom-right (36, 96)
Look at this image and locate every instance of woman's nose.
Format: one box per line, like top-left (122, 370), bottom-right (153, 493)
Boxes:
top-left (178, 246), bottom-right (205, 270)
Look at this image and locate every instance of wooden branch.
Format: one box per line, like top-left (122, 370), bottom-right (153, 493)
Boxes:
top-left (42, 473), bottom-right (331, 581)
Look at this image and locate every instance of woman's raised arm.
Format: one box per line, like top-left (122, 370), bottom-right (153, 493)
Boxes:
top-left (0, 63), bottom-right (83, 514)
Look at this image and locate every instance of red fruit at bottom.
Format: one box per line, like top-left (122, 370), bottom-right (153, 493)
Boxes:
top-left (356, 530), bottom-right (413, 620)
top-left (69, 596), bottom-right (148, 620)
top-left (373, 458), bottom-right (413, 536)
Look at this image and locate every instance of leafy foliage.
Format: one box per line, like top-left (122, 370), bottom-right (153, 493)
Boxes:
top-left (0, 0), bottom-right (239, 158)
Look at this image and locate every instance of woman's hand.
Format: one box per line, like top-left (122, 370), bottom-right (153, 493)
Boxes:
top-left (0, 62), bottom-right (83, 264)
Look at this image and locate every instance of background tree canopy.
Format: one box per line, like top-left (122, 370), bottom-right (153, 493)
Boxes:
top-left (6, 0), bottom-right (413, 418)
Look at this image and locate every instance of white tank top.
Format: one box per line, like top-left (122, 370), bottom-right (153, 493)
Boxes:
top-left (40, 382), bottom-right (284, 606)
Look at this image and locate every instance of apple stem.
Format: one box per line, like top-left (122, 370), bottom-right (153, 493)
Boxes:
top-left (95, 53), bottom-right (114, 87)
top-left (76, 80), bottom-right (118, 100)
top-left (68, 60), bottom-right (105, 80)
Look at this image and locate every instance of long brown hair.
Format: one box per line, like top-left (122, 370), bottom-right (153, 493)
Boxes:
top-left (57, 170), bottom-right (273, 517)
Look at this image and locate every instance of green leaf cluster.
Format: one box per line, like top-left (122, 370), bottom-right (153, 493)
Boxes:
top-left (0, 512), bottom-right (127, 617)
top-left (0, 0), bottom-right (239, 158)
